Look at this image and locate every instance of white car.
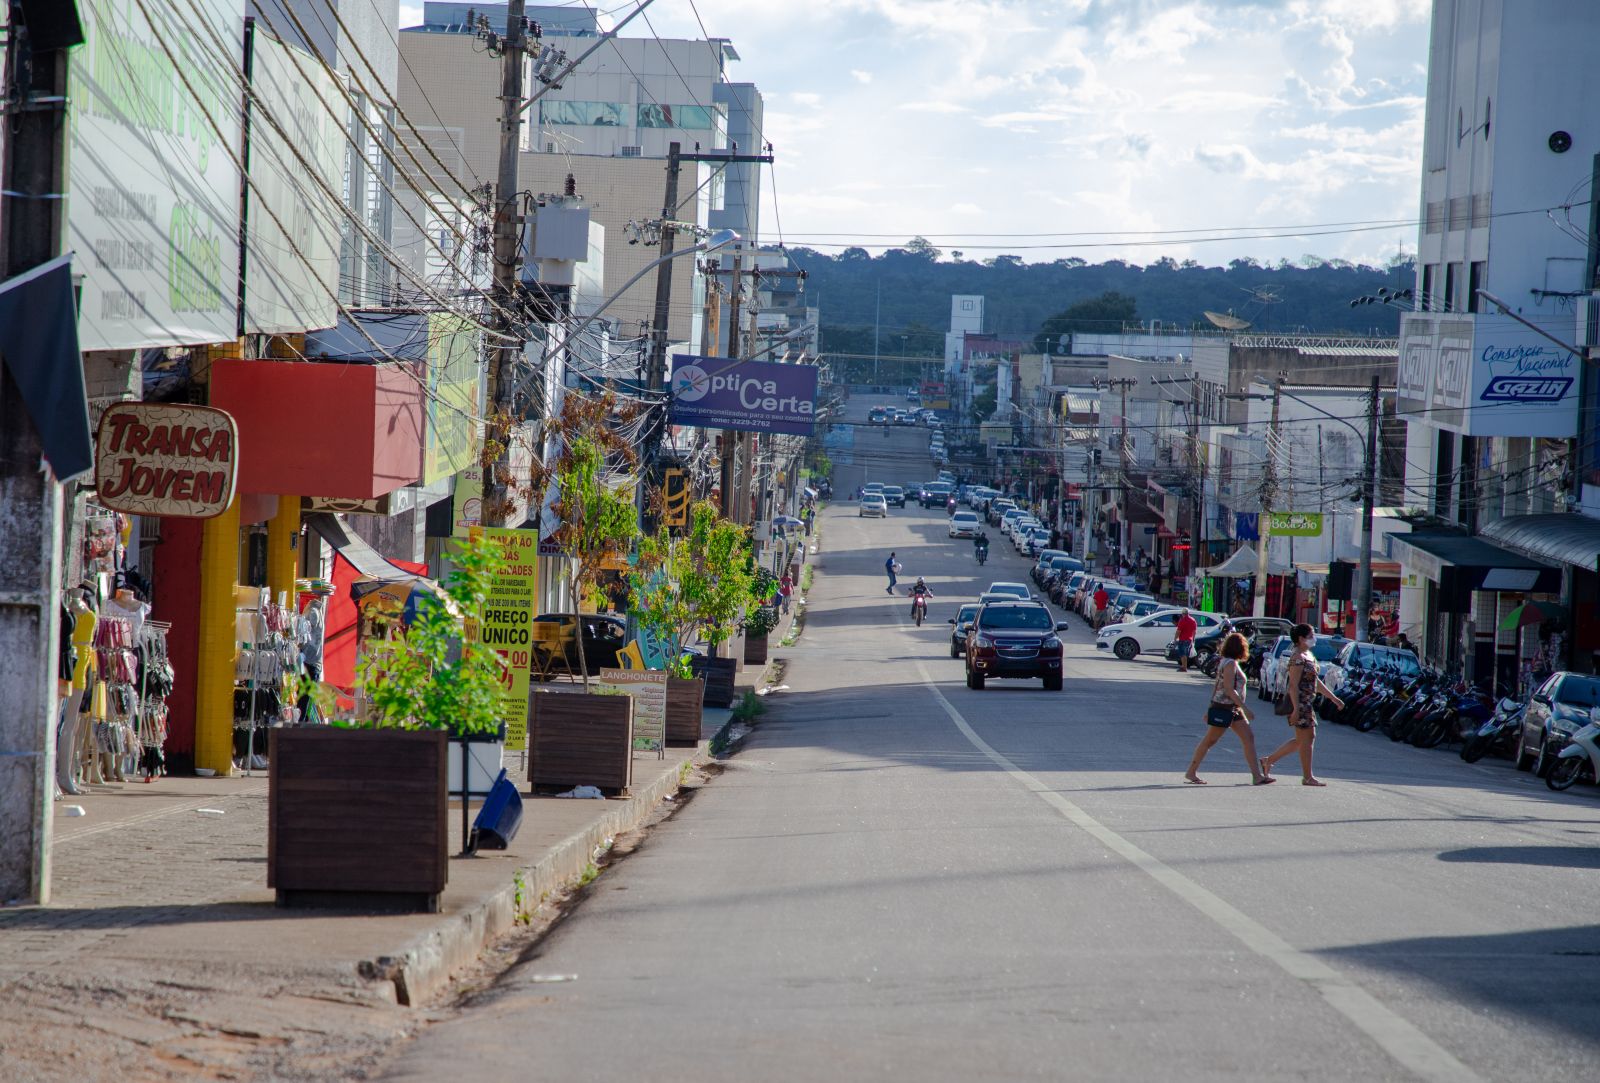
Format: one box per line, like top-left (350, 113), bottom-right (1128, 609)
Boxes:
top-left (859, 494), bottom-right (888, 518)
top-left (1097, 610), bottom-right (1228, 660)
top-left (999, 509), bottom-right (1030, 537)
top-left (1258, 634), bottom-right (1346, 699)
top-left (986, 581), bottom-right (1033, 601)
top-left (1019, 526), bottom-right (1050, 555)
top-left (949, 511), bottom-right (982, 537)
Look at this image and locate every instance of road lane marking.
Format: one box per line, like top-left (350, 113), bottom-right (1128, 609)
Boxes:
top-left (911, 654), bottom-right (1483, 1083)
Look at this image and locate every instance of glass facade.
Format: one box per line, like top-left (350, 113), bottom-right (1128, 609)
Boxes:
top-left (540, 100), bottom-right (716, 130)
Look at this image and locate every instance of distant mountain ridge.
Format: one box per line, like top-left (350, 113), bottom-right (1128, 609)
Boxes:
top-left (783, 244), bottom-right (1412, 356)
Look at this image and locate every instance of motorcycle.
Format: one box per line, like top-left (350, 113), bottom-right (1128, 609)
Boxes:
top-left (975, 543), bottom-right (988, 566)
top-left (911, 592), bottom-right (929, 627)
top-left (1460, 696), bottom-right (1526, 763)
top-left (1546, 708), bottom-right (1600, 791)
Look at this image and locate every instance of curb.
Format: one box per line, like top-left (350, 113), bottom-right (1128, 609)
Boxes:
top-left (359, 750), bottom-right (700, 1005)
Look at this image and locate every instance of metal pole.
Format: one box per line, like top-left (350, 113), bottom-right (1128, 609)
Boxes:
top-left (482, 0), bottom-right (532, 527)
top-left (720, 248), bottom-right (743, 519)
top-left (645, 142), bottom-right (682, 400)
top-left (1356, 374), bottom-right (1378, 643)
top-left (1253, 382), bottom-right (1281, 618)
top-left (0, 4), bottom-right (71, 905)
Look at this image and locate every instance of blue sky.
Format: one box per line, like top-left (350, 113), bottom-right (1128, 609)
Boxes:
top-left (401, 1), bottom-right (1433, 266)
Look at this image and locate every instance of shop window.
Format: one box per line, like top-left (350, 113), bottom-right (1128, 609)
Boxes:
top-left (1467, 261), bottom-right (1485, 312)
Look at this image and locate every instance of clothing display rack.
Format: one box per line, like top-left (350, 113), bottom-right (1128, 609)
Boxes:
top-left (234, 587), bottom-right (299, 775)
top-left (135, 621), bottom-right (173, 779)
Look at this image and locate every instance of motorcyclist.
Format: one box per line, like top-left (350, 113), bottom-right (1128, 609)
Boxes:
top-left (909, 576), bottom-right (934, 616)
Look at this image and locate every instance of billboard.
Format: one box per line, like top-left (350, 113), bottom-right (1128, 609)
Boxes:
top-left (669, 356), bottom-right (819, 436)
top-left (1398, 311), bottom-right (1579, 437)
top-left (70, 0), bottom-right (245, 349)
top-left (241, 34), bottom-right (342, 334)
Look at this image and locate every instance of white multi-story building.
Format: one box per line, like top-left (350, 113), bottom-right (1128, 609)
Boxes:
top-left (1390, 0), bottom-right (1600, 684)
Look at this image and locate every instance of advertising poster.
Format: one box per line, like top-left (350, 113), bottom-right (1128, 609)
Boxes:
top-left (669, 355), bottom-right (819, 436)
top-left (471, 527), bottom-right (539, 751)
top-left (599, 667), bottom-right (667, 754)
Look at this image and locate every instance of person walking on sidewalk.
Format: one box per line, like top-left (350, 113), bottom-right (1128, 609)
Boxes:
top-left (1092, 584), bottom-right (1109, 629)
top-left (1261, 622), bottom-right (1345, 787)
top-left (1185, 632), bottom-right (1273, 785)
top-left (779, 573), bottom-right (794, 614)
top-left (885, 552), bottom-right (899, 594)
top-left (1174, 608), bottom-right (1198, 672)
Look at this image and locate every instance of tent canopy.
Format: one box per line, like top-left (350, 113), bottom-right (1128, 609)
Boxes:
top-left (1207, 544), bottom-right (1291, 578)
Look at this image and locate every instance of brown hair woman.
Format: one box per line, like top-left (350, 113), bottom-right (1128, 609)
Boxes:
top-left (1261, 623), bottom-right (1345, 786)
top-left (1184, 632), bottom-right (1274, 785)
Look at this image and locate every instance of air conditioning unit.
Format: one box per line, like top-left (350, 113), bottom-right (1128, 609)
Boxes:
top-left (620, 145), bottom-right (642, 158)
top-left (1577, 294), bottom-right (1600, 348)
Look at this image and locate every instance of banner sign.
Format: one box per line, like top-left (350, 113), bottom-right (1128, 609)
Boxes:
top-left (94, 403), bottom-right (237, 518)
top-left (599, 667), bottom-right (667, 754)
top-left (471, 527), bottom-right (540, 751)
top-left (70, 0), bottom-right (244, 350)
top-left (669, 355), bottom-right (819, 436)
top-left (1398, 310), bottom-right (1579, 437)
top-left (1266, 511), bottom-right (1324, 537)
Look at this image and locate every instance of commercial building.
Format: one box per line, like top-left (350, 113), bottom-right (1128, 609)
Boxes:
top-left (1390, 0), bottom-right (1600, 684)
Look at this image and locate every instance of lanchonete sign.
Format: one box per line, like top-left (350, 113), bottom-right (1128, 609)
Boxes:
top-left (669, 356), bottom-right (819, 436)
top-left (95, 403), bottom-right (238, 518)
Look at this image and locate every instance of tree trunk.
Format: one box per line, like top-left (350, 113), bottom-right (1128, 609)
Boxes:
top-left (571, 573), bottom-right (590, 691)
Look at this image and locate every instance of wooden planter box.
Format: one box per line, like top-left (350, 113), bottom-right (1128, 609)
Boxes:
top-left (692, 655), bottom-right (738, 709)
top-left (529, 688), bottom-right (634, 795)
top-left (268, 728), bottom-right (447, 912)
top-left (665, 676), bottom-right (705, 746)
top-left (744, 631), bottom-right (769, 665)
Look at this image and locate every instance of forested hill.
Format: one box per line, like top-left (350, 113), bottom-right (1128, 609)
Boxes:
top-left (784, 242), bottom-right (1413, 356)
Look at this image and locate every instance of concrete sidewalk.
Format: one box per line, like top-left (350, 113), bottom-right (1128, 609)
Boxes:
top-left (0, 739), bottom-right (706, 1081)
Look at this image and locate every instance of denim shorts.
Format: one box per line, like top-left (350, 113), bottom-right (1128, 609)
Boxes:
top-left (1175, 640), bottom-right (1194, 658)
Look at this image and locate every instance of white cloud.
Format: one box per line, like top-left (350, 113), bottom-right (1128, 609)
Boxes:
top-left (617, 0), bottom-right (1434, 265)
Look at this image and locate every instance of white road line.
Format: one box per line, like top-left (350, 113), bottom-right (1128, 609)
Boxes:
top-left (912, 654), bottom-right (1482, 1083)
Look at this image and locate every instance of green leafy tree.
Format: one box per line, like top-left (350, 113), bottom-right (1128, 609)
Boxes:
top-left (356, 532), bottom-right (507, 735)
top-left (1032, 290), bottom-right (1139, 352)
top-left (629, 501), bottom-right (756, 670)
top-left (551, 434), bottom-right (640, 689)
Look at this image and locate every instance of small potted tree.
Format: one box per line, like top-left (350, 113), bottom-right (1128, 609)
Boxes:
top-left (743, 570), bottom-right (779, 665)
top-left (524, 400), bottom-right (640, 793)
top-left (268, 533), bottom-right (506, 912)
top-left (688, 512), bottom-right (754, 708)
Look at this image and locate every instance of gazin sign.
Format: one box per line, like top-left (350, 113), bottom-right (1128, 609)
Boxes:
top-left (95, 403), bottom-right (238, 518)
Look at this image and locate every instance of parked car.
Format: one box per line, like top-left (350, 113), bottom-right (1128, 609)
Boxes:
top-left (1098, 609), bottom-right (1228, 660)
top-left (949, 511), bottom-right (982, 537)
top-left (947, 603), bottom-right (980, 658)
top-left (532, 613), bottom-right (629, 675)
top-left (965, 601), bottom-right (1069, 690)
top-left (1019, 526), bottom-right (1051, 556)
top-left (986, 499), bottom-right (1017, 526)
top-left (1052, 570), bottom-right (1089, 607)
top-left (1108, 593), bottom-right (1157, 623)
top-left (998, 509), bottom-right (1029, 537)
top-left (881, 485), bottom-right (906, 508)
top-left (1258, 634), bottom-right (1348, 699)
top-left (1179, 616), bottom-right (1292, 661)
top-left (859, 493), bottom-right (888, 518)
top-left (1032, 550), bottom-right (1071, 582)
top-left (986, 581), bottom-right (1033, 601)
top-left (1515, 671), bottom-right (1600, 776)
top-left (1321, 638), bottom-right (1422, 692)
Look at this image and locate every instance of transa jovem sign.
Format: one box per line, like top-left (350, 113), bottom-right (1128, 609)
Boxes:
top-left (95, 403), bottom-right (238, 518)
top-left (669, 356), bottom-right (819, 436)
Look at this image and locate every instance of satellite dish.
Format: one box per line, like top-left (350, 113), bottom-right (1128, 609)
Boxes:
top-left (1204, 310), bottom-right (1251, 331)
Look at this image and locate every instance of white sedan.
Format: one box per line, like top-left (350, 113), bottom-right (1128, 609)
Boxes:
top-left (1097, 610), bottom-right (1227, 660)
top-left (859, 494), bottom-right (888, 518)
top-left (948, 511), bottom-right (982, 537)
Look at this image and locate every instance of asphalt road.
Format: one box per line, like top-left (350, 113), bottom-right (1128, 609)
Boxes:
top-left (382, 394), bottom-right (1600, 1082)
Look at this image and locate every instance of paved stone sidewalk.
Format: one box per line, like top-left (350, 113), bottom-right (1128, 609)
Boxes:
top-left (0, 748), bottom-right (701, 1082)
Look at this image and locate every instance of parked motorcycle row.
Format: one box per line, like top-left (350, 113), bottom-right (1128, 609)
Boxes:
top-left (1285, 663), bottom-right (1600, 795)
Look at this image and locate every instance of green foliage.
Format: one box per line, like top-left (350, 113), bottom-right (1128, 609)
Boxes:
top-left (552, 433), bottom-right (640, 689)
top-left (731, 690), bottom-right (766, 723)
top-left (355, 532), bottom-right (506, 735)
top-left (629, 500), bottom-right (754, 664)
top-left (743, 603), bottom-right (780, 638)
top-left (1033, 291), bottom-right (1139, 353)
top-left (784, 247), bottom-right (1410, 355)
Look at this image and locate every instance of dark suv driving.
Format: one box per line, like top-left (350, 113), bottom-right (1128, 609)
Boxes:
top-left (964, 601), bottom-right (1068, 691)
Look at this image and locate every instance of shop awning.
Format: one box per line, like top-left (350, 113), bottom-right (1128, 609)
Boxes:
top-left (306, 512), bottom-right (436, 586)
top-left (1208, 544), bottom-right (1291, 578)
top-left (1389, 531), bottom-right (1561, 593)
top-left (1481, 513), bottom-right (1600, 570)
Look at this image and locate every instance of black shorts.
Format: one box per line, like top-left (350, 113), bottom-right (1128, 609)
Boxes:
top-left (1205, 704), bottom-right (1239, 727)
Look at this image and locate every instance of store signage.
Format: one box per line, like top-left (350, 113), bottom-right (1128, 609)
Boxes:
top-left (94, 403), bottom-right (238, 518)
top-left (599, 667), bottom-right (667, 752)
top-left (470, 527), bottom-right (539, 751)
top-left (1266, 511), bottom-right (1324, 537)
top-left (670, 355), bottom-right (819, 436)
top-left (70, 0), bottom-right (243, 350)
top-left (1398, 311), bottom-right (1579, 437)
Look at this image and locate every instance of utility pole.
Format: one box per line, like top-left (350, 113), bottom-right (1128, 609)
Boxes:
top-left (0, 1), bottom-right (76, 905)
top-left (1356, 373), bottom-right (1379, 642)
top-left (481, 1), bottom-right (537, 526)
top-left (1253, 380), bottom-right (1282, 618)
top-left (719, 246), bottom-right (744, 519)
top-left (1099, 377), bottom-right (1137, 562)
